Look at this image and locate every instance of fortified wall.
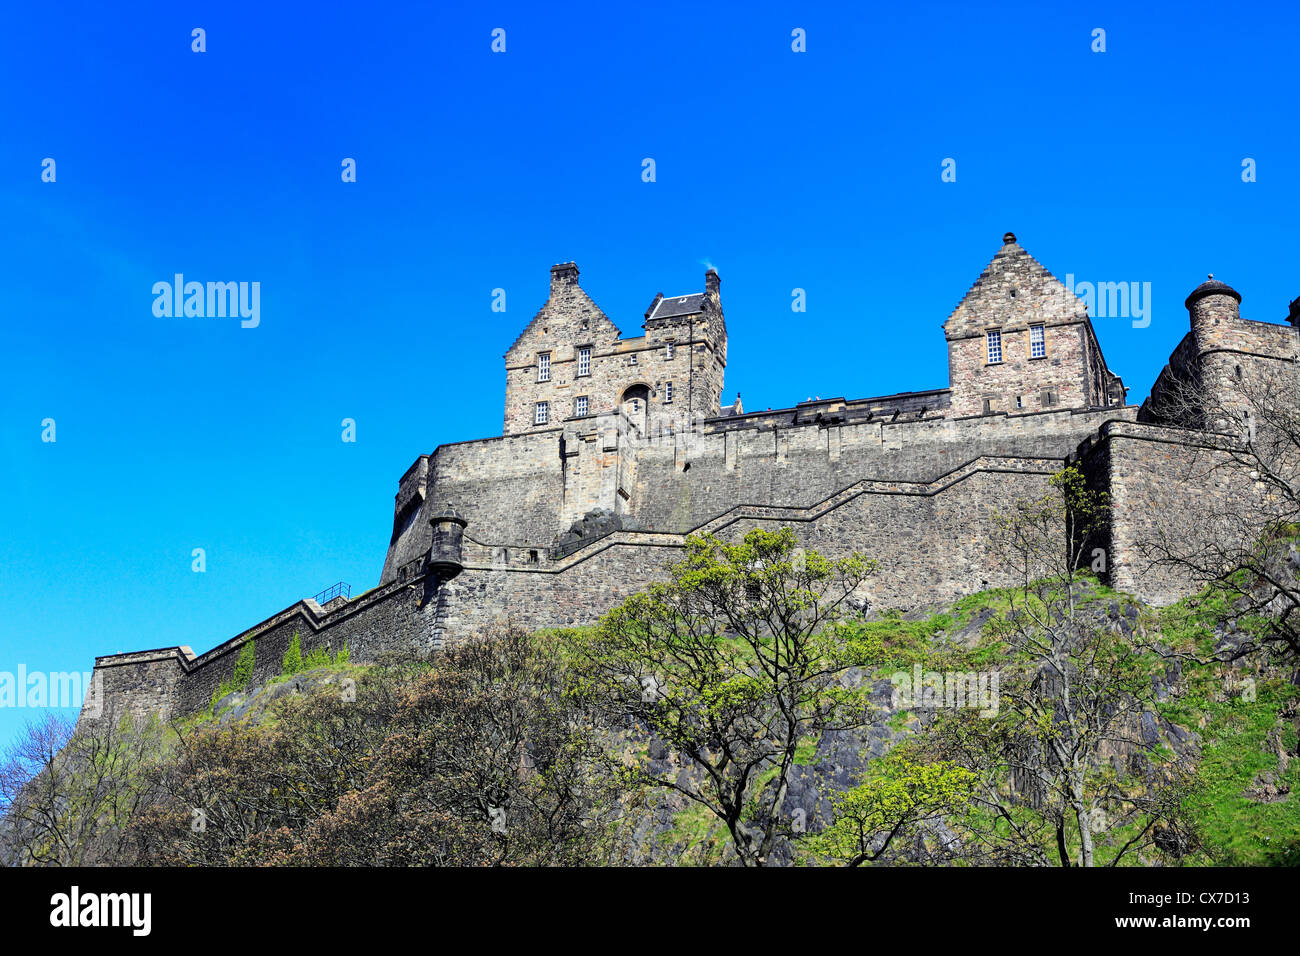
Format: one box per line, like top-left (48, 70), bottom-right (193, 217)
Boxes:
top-left (80, 234), bottom-right (1300, 725)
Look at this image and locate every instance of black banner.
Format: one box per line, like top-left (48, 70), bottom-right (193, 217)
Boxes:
top-left (0, 866), bottom-right (1278, 943)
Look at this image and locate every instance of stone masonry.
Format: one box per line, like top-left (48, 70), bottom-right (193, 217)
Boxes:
top-left (79, 234), bottom-right (1300, 725)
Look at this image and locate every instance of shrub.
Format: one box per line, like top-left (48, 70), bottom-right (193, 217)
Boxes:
top-left (210, 640), bottom-right (257, 713)
top-left (282, 632), bottom-right (303, 676)
top-left (232, 640), bottom-right (256, 690)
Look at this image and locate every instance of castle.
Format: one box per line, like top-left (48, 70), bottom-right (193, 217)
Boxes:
top-left (82, 233), bottom-right (1300, 724)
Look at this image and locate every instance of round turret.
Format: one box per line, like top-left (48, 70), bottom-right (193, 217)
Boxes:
top-left (1185, 274), bottom-right (1242, 342)
top-left (1184, 275), bottom-right (1241, 311)
top-left (428, 506), bottom-right (468, 578)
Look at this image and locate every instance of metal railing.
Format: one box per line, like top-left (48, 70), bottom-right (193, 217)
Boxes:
top-left (311, 582), bottom-right (351, 605)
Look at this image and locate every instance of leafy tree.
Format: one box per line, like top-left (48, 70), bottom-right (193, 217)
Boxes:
top-left (570, 527), bottom-right (883, 866)
top-left (810, 747), bottom-right (974, 866)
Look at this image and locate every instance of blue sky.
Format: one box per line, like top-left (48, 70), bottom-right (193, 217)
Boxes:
top-left (1, 1), bottom-right (1297, 750)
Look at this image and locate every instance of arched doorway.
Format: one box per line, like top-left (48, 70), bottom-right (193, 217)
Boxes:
top-left (621, 384), bottom-right (650, 433)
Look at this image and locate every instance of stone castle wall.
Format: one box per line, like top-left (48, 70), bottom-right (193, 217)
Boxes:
top-left (78, 239), bottom-right (1300, 729)
top-left (81, 449), bottom-right (1077, 727)
top-left (80, 579), bottom-right (436, 727)
top-left (623, 404), bottom-right (1136, 533)
top-left (382, 396), bottom-right (1138, 581)
top-left (1073, 421), bottom-right (1260, 607)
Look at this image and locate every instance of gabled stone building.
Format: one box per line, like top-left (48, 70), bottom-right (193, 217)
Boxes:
top-left (503, 262), bottom-right (728, 436)
top-left (945, 234), bottom-right (1126, 417)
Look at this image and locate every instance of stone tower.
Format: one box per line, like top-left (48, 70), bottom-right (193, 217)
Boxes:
top-left (1141, 275), bottom-right (1299, 431)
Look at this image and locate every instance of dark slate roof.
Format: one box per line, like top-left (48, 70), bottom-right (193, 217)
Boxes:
top-left (1185, 276), bottom-right (1241, 308)
top-left (648, 293), bottom-right (705, 320)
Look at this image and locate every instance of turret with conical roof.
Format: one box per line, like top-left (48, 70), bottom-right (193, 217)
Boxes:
top-left (1140, 273), bottom-right (1300, 429)
top-left (1185, 273), bottom-right (1244, 348)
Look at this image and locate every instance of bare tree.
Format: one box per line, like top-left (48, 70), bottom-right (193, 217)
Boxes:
top-left (1140, 363), bottom-right (1300, 659)
top-left (1, 712), bottom-right (163, 866)
top-left (919, 468), bottom-right (1200, 866)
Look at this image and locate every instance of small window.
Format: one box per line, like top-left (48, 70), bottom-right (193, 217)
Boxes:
top-left (577, 347), bottom-right (591, 377)
top-left (986, 330), bottom-right (1003, 364)
top-left (535, 401), bottom-right (549, 425)
top-left (575, 395), bottom-right (588, 417)
top-left (1030, 325), bottom-right (1045, 359)
top-left (1040, 389), bottom-right (1057, 408)
top-left (537, 352), bottom-right (551, 382)
top-left (629, 353), bottom-right (638, 365)
top-left (664, 381), bottom-right (673, 403)
top-left (665, 343), bottom-right (675, 360)
top-left (1015, 395), bottom-right (1023, 409)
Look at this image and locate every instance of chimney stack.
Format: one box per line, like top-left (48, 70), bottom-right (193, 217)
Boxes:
top-left (705, 268), bottom-right (720, 296)
top-left (1288, 296), bottom-right (1300, 328)
top-left (550, 262), bottom-right (579, 295)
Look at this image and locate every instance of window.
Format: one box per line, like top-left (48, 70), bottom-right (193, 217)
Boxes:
top-left (664, 381), bottom-right (673, 403)
top-left (1040, 389), bottom-right (1057, 408)
top-left (537, 352), bottom-right (551, 382)
top-left (575, 395), bottom-right (588, 417)
top-left (986, 329), bottom-right (1003, 364)
top-left (1015, 395), bottom-right (1023, 409)
top-left (535, 402), bottom-right (549, 425)
top-left (577, 347), bottom-right (591, 377)
top-left (665, 343), bottom-right (675, 360)
top-left (629, 353), bottom-right (637, 365)
top-left (1030, 325), bottom-right (1045, 359)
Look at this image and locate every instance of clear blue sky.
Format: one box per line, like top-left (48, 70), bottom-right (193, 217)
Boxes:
top-left (1, 1), bottom-right (1297, 750)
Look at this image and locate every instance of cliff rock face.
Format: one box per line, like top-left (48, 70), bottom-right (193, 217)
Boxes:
top-left (20, 576), bottom-right (1298, 868)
